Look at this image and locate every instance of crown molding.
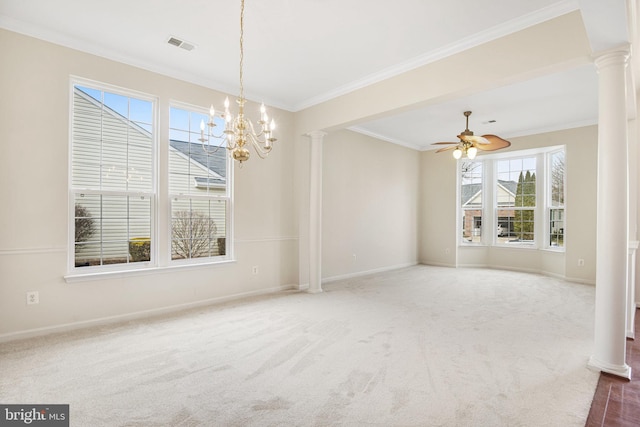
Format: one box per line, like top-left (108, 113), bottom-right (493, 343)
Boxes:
top-left (293, 0), bottom-right (580, 111)
top-left (347, 126), bottom-right (423, 151)
top-left (0, 15), bottom-right (292, 111)
top-left (1, 0), bottom-right (580, 113)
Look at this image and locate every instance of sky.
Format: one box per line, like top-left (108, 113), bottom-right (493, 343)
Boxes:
top-left (77, 84), bottom-right (225, 146)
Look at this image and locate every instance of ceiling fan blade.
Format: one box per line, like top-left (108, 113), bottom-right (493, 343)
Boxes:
top-left (436, 145), bottom-right (458, 153)
top-left (474, 134), bottom-right (511, 151)
top-left (432, 141), bottom-right (458, 145)
top-left (457, 134), bottom-right (490, 145)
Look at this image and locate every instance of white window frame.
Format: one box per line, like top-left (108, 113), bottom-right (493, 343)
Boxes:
top-left (65, 80), bottom-right (237, 282)
top-left (546, 149), bottom-right (566, 251)
top-left (459, 160), bottom-right (485, 245)
top-left (67, 78), bottom-right (158, 275)
top-left (168, 101), bottom-right (234, 265)
top-left (457, 145), bottom-right (565, 252)
top-left (494, 154), bottom-right (540, 248)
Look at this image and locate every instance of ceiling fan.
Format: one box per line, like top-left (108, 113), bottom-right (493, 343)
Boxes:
top-left (432, 111), bottom-right (511, 159)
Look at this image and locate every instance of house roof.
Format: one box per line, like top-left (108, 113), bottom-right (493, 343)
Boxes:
top-left (169, 140), bottom-right (227, 181)
top-left (461, 184), bottom-right (482, 207)
top-left (461, 180), bottom-right (517, 206)
top-left (498, 180), bottom-right (518, 195)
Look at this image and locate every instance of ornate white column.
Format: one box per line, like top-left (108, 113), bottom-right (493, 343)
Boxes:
top-left (588, 46), bottom-right (631, 379)
top-left (306, 131), bottom-right (326, 293)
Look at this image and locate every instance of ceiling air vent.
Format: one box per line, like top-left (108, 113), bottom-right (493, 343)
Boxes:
top-left (167, 36), bottom-right (196, 52)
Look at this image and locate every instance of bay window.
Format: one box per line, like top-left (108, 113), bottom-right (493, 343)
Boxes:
top-left (458, 146), bottom-right (565, 250)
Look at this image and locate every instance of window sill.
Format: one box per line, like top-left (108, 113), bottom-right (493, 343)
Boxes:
top-left (461, 242), bottom-right (486, 247)
top-left (493, 243), bottom-right (538, 249)
top-left (459, 244), bottom-right (566, 254)
top-left (543, 246), bottom-right (565, 253)
top-left (64, 258), bottom-right (236, 283)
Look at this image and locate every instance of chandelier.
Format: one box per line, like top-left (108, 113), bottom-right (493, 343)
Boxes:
top-left (199, 0), bottom-right (276, 164)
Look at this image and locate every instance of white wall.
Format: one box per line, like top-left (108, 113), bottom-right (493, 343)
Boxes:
top-left (321, 130), bottom-right (419, 281)
top-left (0, 24), bottom-right (603, 340)
top-left (0, 29), bottom-right (298, 340)
top-left (419, 125), bottom-right (598, 283)
top-left (418, 150), bottom-right (458, 266)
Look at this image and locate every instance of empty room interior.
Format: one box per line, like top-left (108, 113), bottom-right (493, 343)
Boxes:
top-left (2, 0), bottom-right (640, 425)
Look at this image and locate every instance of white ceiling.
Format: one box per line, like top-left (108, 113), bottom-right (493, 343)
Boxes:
top-left (0, 0), bottom-right (630, 150)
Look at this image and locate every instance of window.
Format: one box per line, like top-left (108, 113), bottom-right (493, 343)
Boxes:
top-left (71, 83), bottom-right (155, 269)
top-left (169, 106), bottom-right (230, 261)
top-left (548, 150), bottom-right (565, 248)
top-left (458, 146), bottom-right (565, 250)
top-left (496, 157), bottom-right (536, 244)
top-left (69, 80), bottom-right (234, 275)
top-left (460, 161), bottom-right (483, 243)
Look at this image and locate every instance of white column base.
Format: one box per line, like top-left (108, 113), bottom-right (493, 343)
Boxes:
top-left (307, 288), bottom-right (323, 294)
top-left (627, 241), bottom-right (638, 339)
top-left (587, 355), bottom-right (632, 380)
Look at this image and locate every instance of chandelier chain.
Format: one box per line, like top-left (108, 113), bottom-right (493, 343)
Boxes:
top-left (239, 0), bottom-right (245, 100)
top-left (199, 0), bottom-right (276, 164)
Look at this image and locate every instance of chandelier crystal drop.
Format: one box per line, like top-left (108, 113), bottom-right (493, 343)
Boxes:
top-left (199, 0), bottom-right (276, 164)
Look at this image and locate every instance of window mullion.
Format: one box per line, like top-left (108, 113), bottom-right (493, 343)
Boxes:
top-left (534, 153), bottom-right (543, 249)
top-left (484, 159), bottom-right (494, 246)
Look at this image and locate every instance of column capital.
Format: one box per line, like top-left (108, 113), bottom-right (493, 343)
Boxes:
top-left (305, 130), bottom-right (328, 141)
top-left (593, 43), bottom-right (630, 70)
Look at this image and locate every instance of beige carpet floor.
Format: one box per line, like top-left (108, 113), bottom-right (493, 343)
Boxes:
top-left (0, 266), bottom-right (599, 426)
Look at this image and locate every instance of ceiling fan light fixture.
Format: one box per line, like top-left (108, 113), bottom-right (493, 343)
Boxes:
top-left (434, 111), bottom-right (511, 159)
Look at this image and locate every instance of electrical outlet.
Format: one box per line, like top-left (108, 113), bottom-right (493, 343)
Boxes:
top-left (26, 291), bottom-right (39, 305)
top-left (252, 266), bottom-right (259, 275)
top-left (578, 259), bottom-right (585, 267)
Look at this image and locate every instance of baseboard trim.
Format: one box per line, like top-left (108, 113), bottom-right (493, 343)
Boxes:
top-left (322, 262), bottom-right (418, 284)
top-left (0, 284), bottom-right (299, 343)
top-left (455, 262), bottom-right (596, 285)
top-left (421, 261), bottom-right (458, 268)
top-left (564, 276), bottom-right (596, 286)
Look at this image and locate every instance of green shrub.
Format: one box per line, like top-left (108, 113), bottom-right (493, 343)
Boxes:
top-left (129, 237), bottom-right (151, 262)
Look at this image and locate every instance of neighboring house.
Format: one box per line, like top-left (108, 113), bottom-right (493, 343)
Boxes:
top-left (73, 87), bottom-right (227, 265)
top-left (461, 180), bottom-right (517, 239)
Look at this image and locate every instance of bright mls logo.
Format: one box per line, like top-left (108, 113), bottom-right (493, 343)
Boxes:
top-left (1, 405), bottom-right (69, 426)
